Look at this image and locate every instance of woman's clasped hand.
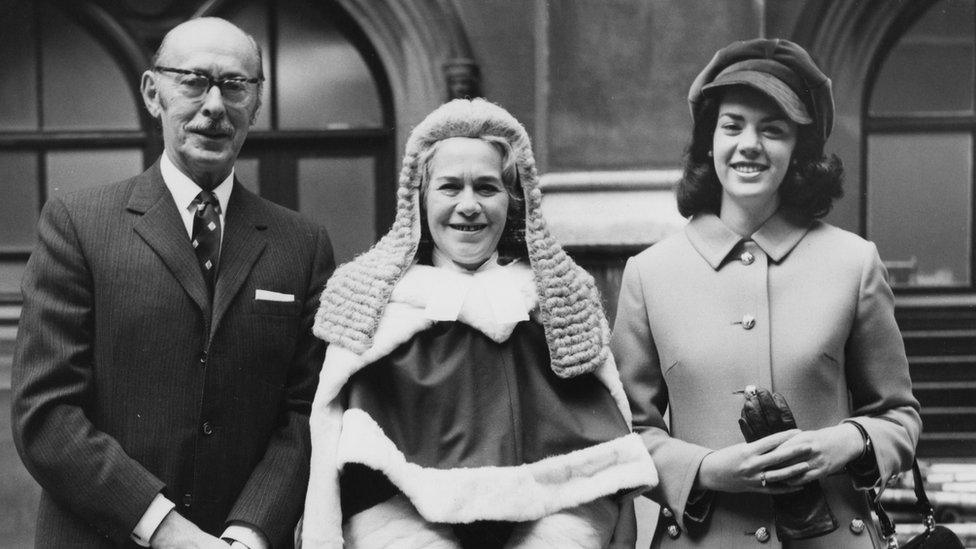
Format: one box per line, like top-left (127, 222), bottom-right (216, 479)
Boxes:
top-left (697, 423), bottom-right (865, 494)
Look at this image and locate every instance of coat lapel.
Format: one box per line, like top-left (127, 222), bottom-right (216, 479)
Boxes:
top-left (210, 182), bottom-right (267, 339)
top-left (128, 162), bottom-right (211, 317)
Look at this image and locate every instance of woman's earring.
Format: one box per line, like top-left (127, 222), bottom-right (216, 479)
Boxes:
top-left (707, 150), bottom-right (713, 158)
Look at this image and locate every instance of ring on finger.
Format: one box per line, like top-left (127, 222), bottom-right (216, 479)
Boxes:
top-left (760, 471), bottom-right (767, 487)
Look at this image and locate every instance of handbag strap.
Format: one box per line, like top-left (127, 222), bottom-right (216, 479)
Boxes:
top-left (910, 460), bottom-right (938, 532)
top-left (868, 459), bottom-right (937, 549)
top-left (868, 486), bottom-right (897, 540)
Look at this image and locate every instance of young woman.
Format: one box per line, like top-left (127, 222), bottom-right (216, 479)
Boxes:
top-left (302, 99), bottom-right (656, 548)
top-left (611, 39), bottom-right (920, 548)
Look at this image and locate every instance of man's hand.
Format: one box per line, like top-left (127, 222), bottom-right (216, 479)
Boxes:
top-left (150, 510), bottom-right (228, 549)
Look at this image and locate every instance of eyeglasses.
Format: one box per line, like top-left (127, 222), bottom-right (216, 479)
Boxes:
top-left (154, 66), bottom-right (263, 105)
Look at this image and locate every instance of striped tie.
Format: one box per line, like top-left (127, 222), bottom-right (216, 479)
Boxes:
top-left (191, 190), bottom-right (222, 295)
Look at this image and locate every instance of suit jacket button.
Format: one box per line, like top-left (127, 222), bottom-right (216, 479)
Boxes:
top-left (182, 493), bottom-right (192, 508)
top-left (199, 351), bottom-right (208, 364)
top-left (742, 314), bottom-right (756, 330)
top-left (202, 421), bottom-right (213, 436)
top-left (850, 518), bottom-right (865, 534)
top-left (666, 524), bottom-right (681, 539)
top-left (661, 506), bottom-right (674, 518)
top-left (755, 526), bottom-right (770, 543)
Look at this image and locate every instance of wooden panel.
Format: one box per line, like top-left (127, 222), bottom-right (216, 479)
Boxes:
top-left (0, 303), bottom-right (38, 545)
top-left (546, 0), bottom-right (756, 170)
top-left (0, 388), bottom-right (41, 546)
top-left (567, 247), bottom-right (634, 326)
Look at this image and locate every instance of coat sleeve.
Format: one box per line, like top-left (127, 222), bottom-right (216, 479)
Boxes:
top-left (611, 257), bottom-right (712, 529)
top-left (225, 223), bottom-right (336, 546)
top-left (843, 243), bottom-right (921, 492)
top-left (11, 197), bottom-right (166, 544)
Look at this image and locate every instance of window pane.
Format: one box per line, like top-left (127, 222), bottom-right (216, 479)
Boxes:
top-left (297, 156), bottom-right (375, 263)
top-left (46, 149), bottom-right (143, 196)
top-left (0, 153), bottom-right (39, 251)
top-left (867, 133), bottom-right (972, 287)
top-left (227, 1), bottom-right (272, 130)
top-left (235, 157), bottom-right (260, 194)
top-left (0, 260), bottom-right (28, 296)
top-left (870, 0), bottom-right (975, 115)
top-left (0, 1), bottom-right (38, 130)
top-left (41, 5), bottom-right (139, 130)
top-left (277, 0), bottom-right (383, 129)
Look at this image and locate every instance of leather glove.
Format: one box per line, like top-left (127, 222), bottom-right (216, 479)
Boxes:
top-left (739, 386), bottom-right (838, 541)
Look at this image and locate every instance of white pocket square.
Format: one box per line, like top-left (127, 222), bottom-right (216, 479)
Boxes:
top-left (255, 289), bottom-right (295, 302)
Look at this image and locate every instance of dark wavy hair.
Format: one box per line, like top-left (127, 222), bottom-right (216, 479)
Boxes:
top-left (677, 91), bottom-right (844, 219)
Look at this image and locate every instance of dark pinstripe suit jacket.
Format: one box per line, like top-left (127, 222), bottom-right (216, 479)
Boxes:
top-left (11, 160), bottom-right (335, 548)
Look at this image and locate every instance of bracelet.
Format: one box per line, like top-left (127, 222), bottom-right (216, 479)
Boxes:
top-left (845, 420), bottom-right (872, 461)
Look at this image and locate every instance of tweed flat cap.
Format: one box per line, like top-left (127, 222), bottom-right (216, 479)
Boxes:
top-left (688, 38), bottom-right (834, 141)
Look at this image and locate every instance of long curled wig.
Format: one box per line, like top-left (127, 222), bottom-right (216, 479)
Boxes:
top-left (677, 90), bottom-right (844, 220)
top-left (314, 98), bottom-right (610, 379)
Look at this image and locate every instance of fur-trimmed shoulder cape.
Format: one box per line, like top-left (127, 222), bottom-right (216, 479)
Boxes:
top-left (301, 264), bottom-right (657, 548)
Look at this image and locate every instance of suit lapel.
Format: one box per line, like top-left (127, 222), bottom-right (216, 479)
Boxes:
top-left (211, 182), bottom-right (267, 339)
top-left (129, 162), bottom-right (211, 317)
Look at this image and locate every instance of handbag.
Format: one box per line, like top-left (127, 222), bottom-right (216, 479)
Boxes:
top-left (868, 460), bottom-right (964, 549)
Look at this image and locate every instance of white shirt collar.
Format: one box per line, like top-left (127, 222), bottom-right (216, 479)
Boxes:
top-left (160, 152), bottom-right (234, 218)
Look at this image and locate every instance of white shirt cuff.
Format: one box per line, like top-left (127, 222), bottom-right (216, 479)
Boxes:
top-left (222, 522), bottom-right (269, 549)
top-left (131, 494), bottom-right (176, 547)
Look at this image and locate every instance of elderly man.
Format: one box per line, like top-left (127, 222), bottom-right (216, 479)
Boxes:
top-left (12, 17), bottom-right (333, 548)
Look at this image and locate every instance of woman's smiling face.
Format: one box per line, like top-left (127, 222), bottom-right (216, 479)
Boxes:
top-left (712, 86), bottom-right (798, 213)
top-left (424, 137), bottom-right (509, 270)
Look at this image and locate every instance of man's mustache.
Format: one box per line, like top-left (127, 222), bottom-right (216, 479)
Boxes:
top-left (185, 120), bottom-right (234, 135)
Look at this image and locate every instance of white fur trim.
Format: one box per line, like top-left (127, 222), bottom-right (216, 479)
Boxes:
top-left (342, 495), bottom-right (460, 549)
top-left (336, 409), bottom-right (658, 523)
top-left (343, 494), bottom-right (618, 549)
top-left (303, 398), bottom-right (345, 548)
top-left (592, 352), bottom-right (633, 425)
top-left (505, 497), bottom-right (618, 548)
top-left (362, 301), bottom-right (433, 365)
top-left (303, 263), bottom-right (644, 547)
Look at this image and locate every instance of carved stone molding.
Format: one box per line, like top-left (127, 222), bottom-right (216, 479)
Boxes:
top-left (788, 0), bottom-right (937, 231)
top-left (444, 57), bottom-right (482, 100)
top-left (334, 0), bottom-right (476, 152)
top-left (193, 0), bottom-right (476, 155)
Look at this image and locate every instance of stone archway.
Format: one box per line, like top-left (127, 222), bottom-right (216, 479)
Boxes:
top-left (336, 0), bottom-right (477, 155)
top-left (789, 0), bottom-right (937, 231)
top-left (196, 0), bottom-right (477, 160)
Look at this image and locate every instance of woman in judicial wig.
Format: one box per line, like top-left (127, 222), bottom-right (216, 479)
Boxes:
top-left (302, 98), bottom-right (656, 548)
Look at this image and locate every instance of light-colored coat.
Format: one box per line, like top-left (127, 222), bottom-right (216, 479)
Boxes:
top-left (611, 212), bottom-right (921, 548)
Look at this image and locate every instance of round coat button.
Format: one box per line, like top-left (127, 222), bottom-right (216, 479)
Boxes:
top-left (742, 315), bottom-right (756, 330)
top-left (850, 518), bottom-right (865, 534)
top-left (202, 421), bottom-right (213, 436)
top-left (661, 507), bottom-right (673, 518)
top-left (182, 493), bottom-right (192, 507)
top-left (667, 524), bottom-right (681, 539)
top-left (740, 251), bottom-right (755, 265)
top-left (199, 351), bottom-right (208, 364)
top-left (755, 526), bottom-right (770, 543)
